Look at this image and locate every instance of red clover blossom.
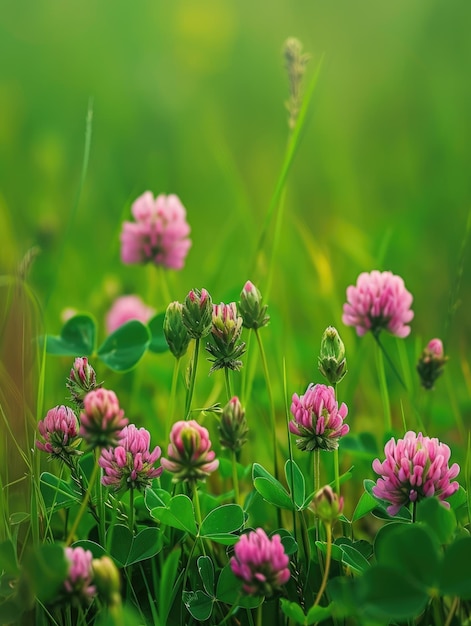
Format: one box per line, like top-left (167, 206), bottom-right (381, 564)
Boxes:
top-left (289, 383), bottom-right (349, 452)
top-left (342, 270), bottom-right (414, 338)
top-left (36, 405), bottom-right (81, 457)
top-left (372, 430), bottom-right (460, 516)
top-left (120, 191), bottom-right (191, 270)
top-left (160, 420), bottom-right (219, 483)
top-left (99, 424), bottom-right (163, 492)
top-left (64, 546), bottom-right (96, 606)
top-left (230, 528), bottom-right (290, 596)
top-left (79, 388), bottom-right (128, 449)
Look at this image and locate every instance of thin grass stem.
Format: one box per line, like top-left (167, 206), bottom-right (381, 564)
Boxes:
top-left (66, 455), bottom-right (100, 545)
top-left (185, 338), bottom-right (200, 418)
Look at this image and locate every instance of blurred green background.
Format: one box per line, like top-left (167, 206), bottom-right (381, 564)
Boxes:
top-left (1, 0), bottom-right (471, 461)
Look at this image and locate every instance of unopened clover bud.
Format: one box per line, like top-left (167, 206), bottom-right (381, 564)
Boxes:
top-left (206, 303), bottom-right (246, 372)
top-left (66, 357), bottom-right (101, 408)
top-left (416, 338), bottom-right (449, 390)
top-left (182, 288), bottom-right (213, 339)
top-left (238, 281), bottom-right (270, 330)
top-left (218, 396), bottom-right (249, 453)
top-left (310, 485), bottom-right (344, 525)
top-left (163, 301), bottom-right (191, 358)
top-left (92, 556), bottom-right (121, 607)
top-left (318, 326), bottom-right (347, 385)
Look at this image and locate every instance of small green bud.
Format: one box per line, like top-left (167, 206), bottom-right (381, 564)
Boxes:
top-left (92, 556), bottom-right (121, 607)
top-left (310, 485), bottom-right (344, 525)
top-left (163, 301), bottom-right (191, 358)
top-left (182, 288), bottom-right (213, 339)
top-left (318, 326), bottom-right (347, 385)
top-left (238, 281), bottom-right (270, 330)
top-left (218, 396), bottom-right (249, 453)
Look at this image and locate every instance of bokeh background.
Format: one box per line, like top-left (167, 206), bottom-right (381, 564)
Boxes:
top-left (1, 0), bottom-right (471, 490)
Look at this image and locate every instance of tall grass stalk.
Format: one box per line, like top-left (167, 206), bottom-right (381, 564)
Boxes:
top-left (44, 98), bottom-right (94, 312)
top-left (374, 338), bottom-right (392, 434)
top-left (249, 56), bottom-right (324, 283)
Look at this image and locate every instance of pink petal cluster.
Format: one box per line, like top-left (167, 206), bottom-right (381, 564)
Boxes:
top-left (99, 424), bottom-right (163, 491)
top-left (120, 191), bottom-right (191, 270)
top-left (230, 528), bottom-right (290, 596)
top-left (36, 405), bottom-right (81, 456)
top-left (161, 420), bottom-right (219, 483)
top-left (290, 384), bottom-right (349, 452)
top-left (105, 295), bottom-right (155, 334)
top-left (372, 431), bottom-right (460, 516)
top-left (80, 389), bottom-right (128, 449)
top-left (342, 270), bottom-right (414, 338)
top-left (64, 546), bottom-right (96, 605)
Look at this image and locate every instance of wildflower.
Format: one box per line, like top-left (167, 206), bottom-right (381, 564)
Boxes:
top-left (310, 485), bottom-right (344, 525)
top-left (163, 301), bottom-right (191, 358)
top-left (342, 270), bottom-right (414, 338)
top-left (238, 281), bottom-right (270, 330)
top-left (36, 405), bottom-right (82, 457)
top-left (161, 420), bottom-right (219, 483)
top-left (230, 528), bottom-right (290, 596)
top-left (66, 357), bottom-right (101, 408)
top-left (63, 546), bottom-right (96, 605)
top-left (289, 383), bottom-right (349, 452)
top-left (206, 302), bottom-right (246, 372)
top-left (218, 396), bottom-right (249, 453)
top-left (80, 388), bottom-right (128, 449)
top-left (99, 424), bottom-right (163, 491)
top-left (182, 288), bottom-right (213, 339)
top-left (416, 338), bottom-right (448, 390)
top-left (372, 431), bottom-right (460, 516)
top-left (105, 295), bottom-right (155, 334)
top-left (120, 191), bottom-right (191, 270)
top-left (318, 326), bottom-right (347, 385)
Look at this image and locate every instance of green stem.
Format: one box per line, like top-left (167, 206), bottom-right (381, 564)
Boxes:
top-left (373, 332), bottom-right (407, 391)
top-left (374, 336), bottom-right (392, 433)
top-left (66, 454), bottom-right (100, 545)
top-left (129, 487), bottom-right (135, 534)
top-left (314, 448), bottom-right (321, 494)
top-left (254, 327), bottom-right (282, 529)
top-left (157, 265), bottom-right (172, 309)
top-left (256, 603), bottom-right (263, 626)
top-left (185, 338), bottom-right (200, 418)
top-left (224, 367), bottom-right (233, 400)
top-left (254, 329), bottom-right (279, 483)
top-left (167, 357), bottom-right (181, 439)
top-left (312, 523), bottom-right (332, 608)
top-left (231, 450), bottom-right (240, 505)
top-left (96, 449), bottom-right (106, 545)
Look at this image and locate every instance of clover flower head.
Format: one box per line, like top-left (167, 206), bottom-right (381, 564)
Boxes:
top-left (163, 301), bottom-right (191, 358)
top-left (182, 288), bottom-right (213, 339)
top-left (79, 388), bottom-right (128, 449)
top-left (310, 485), bottom-right (344, 525)
top-left (160, 420), bottom-right (219, 483)
top-left (318, 326), bottom-right (347, 385)
top-left (342, 270), bottom-right (414, 338)
top-left (238, 280), bottom-right (270, 330)
top-left (64, 546), bottom-right (96, 605)
top-left (105, 295), bottom-right (155, 334)
top-left (120, 191), bottom-right (191, 270)
top-left (230, 528), bottom-right (290, 596)
top-left (36, 405), bottom-right (82, 457)
top-left (289, 383), bottom-right (349, 452)
top-left (66, 357), bottom-right (101, 408)
top-left (99, 424), bottom-right (163, 491)
top-left (206, 302), bottom-right (246, 372)
top-left (417, 338), bottom-right (449, 390)
top-left (372, 431), bottom-right (460, 516)
top-left (218, 396), bottom-right (248, 453)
